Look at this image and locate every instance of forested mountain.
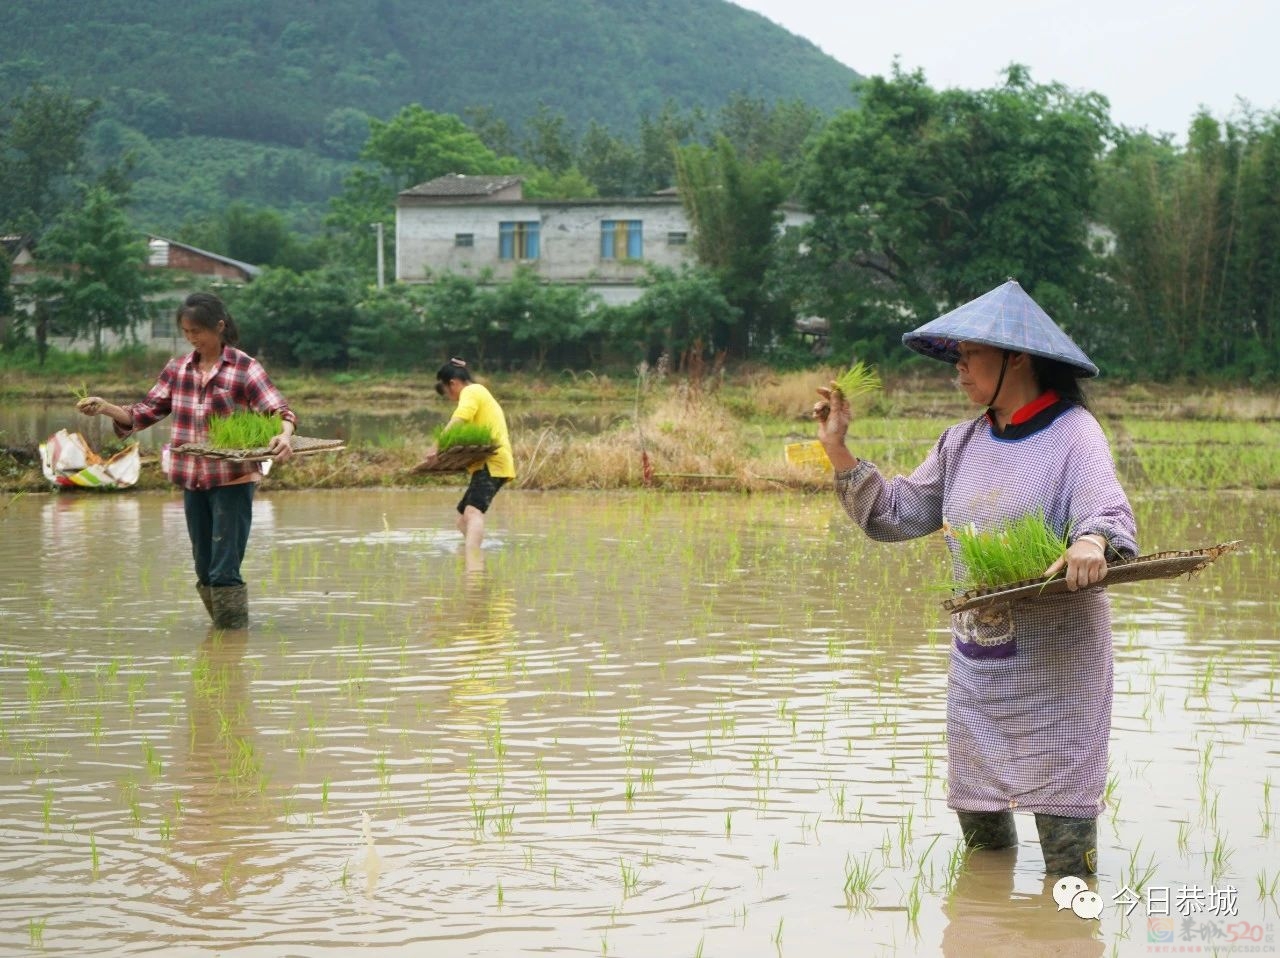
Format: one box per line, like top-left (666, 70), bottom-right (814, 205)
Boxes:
top-left (2, 0), bottom-right (858, 149)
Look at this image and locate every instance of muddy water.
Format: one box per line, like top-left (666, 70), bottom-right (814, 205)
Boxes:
top-left (0, 488), bottom-right (1276, 957)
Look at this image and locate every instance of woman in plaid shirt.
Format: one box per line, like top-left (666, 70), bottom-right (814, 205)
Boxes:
top-left (77, 292), bottom-right (297, 630)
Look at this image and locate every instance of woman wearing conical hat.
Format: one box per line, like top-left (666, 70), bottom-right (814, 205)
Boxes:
top-left (815, 279), bottom-right (1138, 876)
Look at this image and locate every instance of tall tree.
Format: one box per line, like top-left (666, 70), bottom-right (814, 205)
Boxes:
top-left (26, 185), bottom-right (157, 356)
top-left (675, 136), bottom-right (787, 358)
top-left (796, 65), bottom-right (1112, 360)
top-left (0, 84), bottom-right (98, 232)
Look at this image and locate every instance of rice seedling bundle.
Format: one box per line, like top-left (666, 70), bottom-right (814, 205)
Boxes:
top-left (949, 510), bottom-right (1069, 590)
top-left (434, 422), bottom-right (496, 451)
top-left (829, 361), bottom-right (882, 403)
top-left (206, 411), bottom-right (283, 450)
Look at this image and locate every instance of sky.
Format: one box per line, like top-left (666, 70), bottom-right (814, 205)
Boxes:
top-left (732, 0), bottom-right (1278, 138)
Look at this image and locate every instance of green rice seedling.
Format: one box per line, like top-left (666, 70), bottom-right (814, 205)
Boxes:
top-left (619, 858), bottom-right (639, 895)
top-left (206, 411), bottom-right (283, 450)
top-left (948, 509), bottom-right (1071, 590)
top-left (842, 851), bottom-right (882, 909)
top-left (434, 422), bottom-right (496, 451)
top-left (1258, 869), bottom-right (1280, 901)
top-left (29, 918), bottom-right (46, 948)
top-left (830, 360), bottom-right (883, 404)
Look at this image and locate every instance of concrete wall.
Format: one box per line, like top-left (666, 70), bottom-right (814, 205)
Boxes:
top-left (395, 199), bottom-right (696, 285)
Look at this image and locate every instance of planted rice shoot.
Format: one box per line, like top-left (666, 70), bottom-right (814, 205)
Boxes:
top-left (434, 422), bottom-right (495, 451)
top-left (206, 411), bottom-right (282, 450)
top-left (949, 509), bottom-right (1070, 590)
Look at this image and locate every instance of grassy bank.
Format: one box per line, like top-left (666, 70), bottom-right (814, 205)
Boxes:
top-left (3, 366), bottom-right (1280, 495)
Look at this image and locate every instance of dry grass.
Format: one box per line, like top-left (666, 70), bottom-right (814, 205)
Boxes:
top-left (516, 381), bottom-right (827, 491)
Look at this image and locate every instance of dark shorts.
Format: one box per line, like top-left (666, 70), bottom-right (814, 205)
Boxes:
top-left (457, 466), bottom-right (508, 514)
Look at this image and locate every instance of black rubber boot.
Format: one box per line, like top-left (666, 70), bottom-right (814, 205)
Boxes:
top-left (196, 582), bottom-right (214, 621)
top-left (957, 810), bottom-right (1018, 850)
top-left (210, 584), bottom-right (249, 630)
top-left (1035, 813), bottom-right (1098, 875)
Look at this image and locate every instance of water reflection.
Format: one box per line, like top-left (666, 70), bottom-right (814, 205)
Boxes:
top-left (942, 849), bottom-right (1105, 957)
top-left (176, 627), bottom-right (260, 905)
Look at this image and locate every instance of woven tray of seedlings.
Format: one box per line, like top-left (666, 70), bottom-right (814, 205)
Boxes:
top-left (175, 411), bottom-right (344, 462)
top-left (175, 434), bottom-right (347, 462)
top-left (414, 422), bottom-right (497, 473)
top-left (414, 444), bottom-right (498, 473)
top-left (942, 541), bottom-right (1242, 614)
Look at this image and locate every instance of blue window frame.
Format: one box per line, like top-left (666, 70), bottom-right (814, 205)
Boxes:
top-left (499, 221), bottom-right (540, 260)
top-left (600, 220), bottom-right (643, 260)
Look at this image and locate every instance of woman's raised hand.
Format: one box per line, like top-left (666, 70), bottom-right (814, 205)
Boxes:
top-left (814, 386), bottom-right (851, 447)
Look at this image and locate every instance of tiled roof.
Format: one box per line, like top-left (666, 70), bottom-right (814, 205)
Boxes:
top-left (400, 174), bottom-right (524, 198)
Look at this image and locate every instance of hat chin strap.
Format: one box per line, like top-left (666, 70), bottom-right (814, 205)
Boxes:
top-left (986, 351), bottom-right (1011, 408)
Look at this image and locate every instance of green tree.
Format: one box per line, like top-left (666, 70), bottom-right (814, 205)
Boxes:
top-left (623, 265), bottom-right (739, 366)
top-left (797, 65), bottom-right (1112, 361)
top-left (676, 136), bottom-right (788, 358)
top-left (362, 105), bottom-right (515, 187)
top-left (1098, 110), bottom-right (1280, 379)
top-left (577, 122), bottom-right (641, 195)
top-left (0, 84), bottom-right (98, 232)
top-left (25, 185), bottom-right (157, 357)
top-left (522, 104), bottom-right (576, 175)
top-left (521, 166), bottom-right (598, 199)
top-left (228, 267), bottom-right (357, 369)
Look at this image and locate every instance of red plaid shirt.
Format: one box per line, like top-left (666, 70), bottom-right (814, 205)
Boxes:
top-left (116, 346), bottom-right (297, 490)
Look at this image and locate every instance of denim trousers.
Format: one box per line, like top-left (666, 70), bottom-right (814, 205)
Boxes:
top-left (184, 483), bottom-right (255, 588)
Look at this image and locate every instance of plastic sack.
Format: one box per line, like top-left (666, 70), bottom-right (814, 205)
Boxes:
top-left (39, 429), bottom-right (141, 489)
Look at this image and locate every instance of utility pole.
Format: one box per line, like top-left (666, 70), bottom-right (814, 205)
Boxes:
top-left (371, 222), bottom-right (385, 289)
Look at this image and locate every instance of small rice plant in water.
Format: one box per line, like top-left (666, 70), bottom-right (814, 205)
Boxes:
top-left (948, 509), bottom-right (1070, 590)
top-left (434, 422), bottom-right (495, 450)
top-left (206, 411), bottom-right (282, 449)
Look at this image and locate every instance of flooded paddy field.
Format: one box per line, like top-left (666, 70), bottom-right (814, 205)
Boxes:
top-left (0, 488), bottom-right (1277, 956)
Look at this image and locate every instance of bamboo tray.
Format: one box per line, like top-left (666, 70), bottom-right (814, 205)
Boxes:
top-left (173, 435), bottom-right (346, 462)
top-left (941, 541), bottom-right (1242, 614)
top-left (413, 444), bottom-right (497, 473)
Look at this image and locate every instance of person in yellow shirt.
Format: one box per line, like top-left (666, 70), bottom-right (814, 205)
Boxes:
top-left (418, 359), bottom-right (515, 556)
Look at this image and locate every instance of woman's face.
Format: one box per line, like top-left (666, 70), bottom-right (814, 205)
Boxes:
top-left (954, 342), bottom-right (1007, 406)
top-left (180, 316), bottom-right (223, 357)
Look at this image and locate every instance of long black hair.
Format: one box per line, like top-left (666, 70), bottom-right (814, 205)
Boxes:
top-left (1030, 354), bottom-right (1090, 410)
top-left (177, 292), bottom-right (240, 346)
top-left (434, 357), bottom-right (473, 395)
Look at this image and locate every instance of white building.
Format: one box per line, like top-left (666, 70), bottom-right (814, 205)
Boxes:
top-left (395, 174), bottom-right (811, 306)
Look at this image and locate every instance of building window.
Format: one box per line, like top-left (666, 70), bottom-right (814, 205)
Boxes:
top-left (499, 221), bottom-right (539, 260)
top-left (601, 220), bottom-right (643, 260)
top-left (455, 233), bottom-right (474, 247)
top-left (666, 231), bottom-right (688, 246)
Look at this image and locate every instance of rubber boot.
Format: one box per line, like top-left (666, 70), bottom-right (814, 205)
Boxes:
top-left (1035, 813), bottom-right (1098, 875)
top-left (196, 583), bottom-right (214, 621)
top-left (210, 584), bottom-right (249, 630)
top-left (957, 810), bottom-right (1018, 850)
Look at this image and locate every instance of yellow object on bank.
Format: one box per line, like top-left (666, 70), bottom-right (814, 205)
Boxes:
top-left (784, 441), bottom-right (832, 472)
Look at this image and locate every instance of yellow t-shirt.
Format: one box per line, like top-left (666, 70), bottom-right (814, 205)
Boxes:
top-left (454, 383), bottom-right (515, 478)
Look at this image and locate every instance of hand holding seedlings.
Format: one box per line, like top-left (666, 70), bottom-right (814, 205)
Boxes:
top-left (814, 361), bottom-right (880, 441)
top-left (1043, 535), bottom-right (1110, 592)
top-left (76, 396), bottom-right (133, 429)
top-left (813, 386), bottom-right (851, 445)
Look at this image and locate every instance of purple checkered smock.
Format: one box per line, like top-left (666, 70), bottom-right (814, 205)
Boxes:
top-left (836, 403), bottom-right (1137, 818)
